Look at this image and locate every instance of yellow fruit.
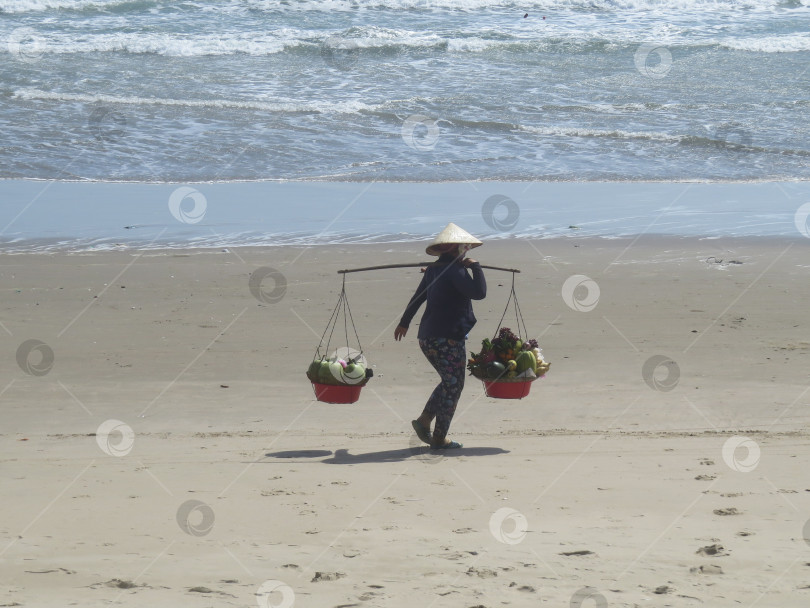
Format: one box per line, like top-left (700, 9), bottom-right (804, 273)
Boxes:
top-left (507, 359), bottom-right (517, 370)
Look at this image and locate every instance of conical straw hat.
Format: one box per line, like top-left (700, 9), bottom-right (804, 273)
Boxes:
top-left (425, 222), bottom-right (483, 256)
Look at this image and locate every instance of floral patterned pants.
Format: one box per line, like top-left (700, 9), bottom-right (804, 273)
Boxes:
top-left (418, 337), bottom-right (466, 440)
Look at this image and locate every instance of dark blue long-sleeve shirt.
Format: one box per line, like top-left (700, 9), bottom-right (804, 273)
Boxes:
top-left (399, 254), bottom-right (487, 341)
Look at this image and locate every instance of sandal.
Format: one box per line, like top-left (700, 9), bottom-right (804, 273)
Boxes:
top-left (411, 420), bottom-right (432, 445)
top-left (430, 440), bottom-right (463, 450)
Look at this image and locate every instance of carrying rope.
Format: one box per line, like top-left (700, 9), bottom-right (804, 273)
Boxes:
top-left (493, 271), bottom-right (529, 341)
top-left (314, 274), bottom-right (364, 361)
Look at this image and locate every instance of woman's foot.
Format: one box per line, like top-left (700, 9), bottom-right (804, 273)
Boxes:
top-left (411, 420), bottom-right (432, 445)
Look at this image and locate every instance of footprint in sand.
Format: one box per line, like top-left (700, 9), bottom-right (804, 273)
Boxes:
top-left (311, 572), bottom-right (346, 582)
top-left (696, 544), bottom-right (728, 556)
top-left (101, 579), bottom-right (141, 589)
top-left (508, 582), bottom-right (536, 592)
top-left (466, 567), bottom-right (498, 578)
top-left (713, 507), bottom-right (742, 516)
top-left (690, 564), bottom-right (724, 575)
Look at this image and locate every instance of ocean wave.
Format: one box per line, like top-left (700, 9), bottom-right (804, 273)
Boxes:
top-left (518, 124), bottom-right (810, 156)
top-left (232, 0), bottom-right (808, 12)
top-left (0, 0), bottom-right (153, 13)
top-left (719, 33), bottom-right (810, 53)
top-left (13, 88), bottom-right (376, 114)
top-left (1, 0), bottom-right (800, 13)
top-left (519, 124), bottom-right (682, 142)
top-left (12, 27), bottom-right (810, 59)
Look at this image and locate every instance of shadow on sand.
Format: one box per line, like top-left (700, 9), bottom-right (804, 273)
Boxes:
top-left (263, 446), bottom-right (509, 464)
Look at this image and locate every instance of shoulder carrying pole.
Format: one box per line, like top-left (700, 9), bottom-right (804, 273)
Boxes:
top-left (337, 262), bottom-right (520, 274)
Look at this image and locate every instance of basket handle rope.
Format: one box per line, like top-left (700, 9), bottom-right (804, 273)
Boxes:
top-left (314, 274), bottom-right (364, 362)
top-left (493, 271), bottom-right (529, 343)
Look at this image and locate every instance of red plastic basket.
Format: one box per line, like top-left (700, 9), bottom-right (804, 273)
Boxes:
top-left (312, 382), bottom-right (363, 404)
top-left (483, 379), bottom-right (535, 399)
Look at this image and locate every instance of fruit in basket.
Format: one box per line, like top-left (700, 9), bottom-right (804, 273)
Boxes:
top-left (328, 361), bottom-right (345, 383)
top-left (307, 358), bottom-right (323, 380)
top-left (342, 361), bottom-right (366, 384)
top-left (467, 328), bottom-right (550, 381)
top-left (318, 360), bottom-right (334, 383)
top-left (515, 350), bottom-right (536, 374)
top-left (486, 361), bottom-right (507, 379)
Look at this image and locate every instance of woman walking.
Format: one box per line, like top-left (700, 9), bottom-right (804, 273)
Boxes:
top-left (394, 223), bottom-right (487, 449)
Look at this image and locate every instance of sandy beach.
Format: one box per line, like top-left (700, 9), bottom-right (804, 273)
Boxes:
top-left (2, 236), bottom-right (810, 607)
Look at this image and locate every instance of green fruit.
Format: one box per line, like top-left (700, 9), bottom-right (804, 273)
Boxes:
top-left (318, 360), bottom-right (333, 383)
top-left (342, 362), bottom-right (365, 384)
top-left (328, 361), bottom-right (344, 383)
top-left (486, 361), bottom-right (506, 379)
top-left (515, 351), bottom-right (536, 374)
top-left (515, 339), bottom-right (522, 350)
top-left (307, 358), bottom-right (323, 380)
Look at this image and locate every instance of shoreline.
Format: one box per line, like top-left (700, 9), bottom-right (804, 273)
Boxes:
top-left (2, 181), bottom-right (809, 254)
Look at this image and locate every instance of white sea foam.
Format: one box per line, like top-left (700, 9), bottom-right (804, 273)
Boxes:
top-left (0, 0), bottom-right (148, 12)
top-left (519, 125), bottom-right (682, 142)
top-left (1, 0), bottom-right (797, 12)
top-left (12, 27), bottom-right (809, 60)
top-left (13, 88), bottom-right (376, 115)
top-left (719, 33), bottom-right (810, 53)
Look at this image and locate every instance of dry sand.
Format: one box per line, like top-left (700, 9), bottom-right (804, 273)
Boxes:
top-left (2, 236), bottom-right (810, 607)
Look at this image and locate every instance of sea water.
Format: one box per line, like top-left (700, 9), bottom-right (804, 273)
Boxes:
top-left (2, 0), bottom-right (809, 183)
